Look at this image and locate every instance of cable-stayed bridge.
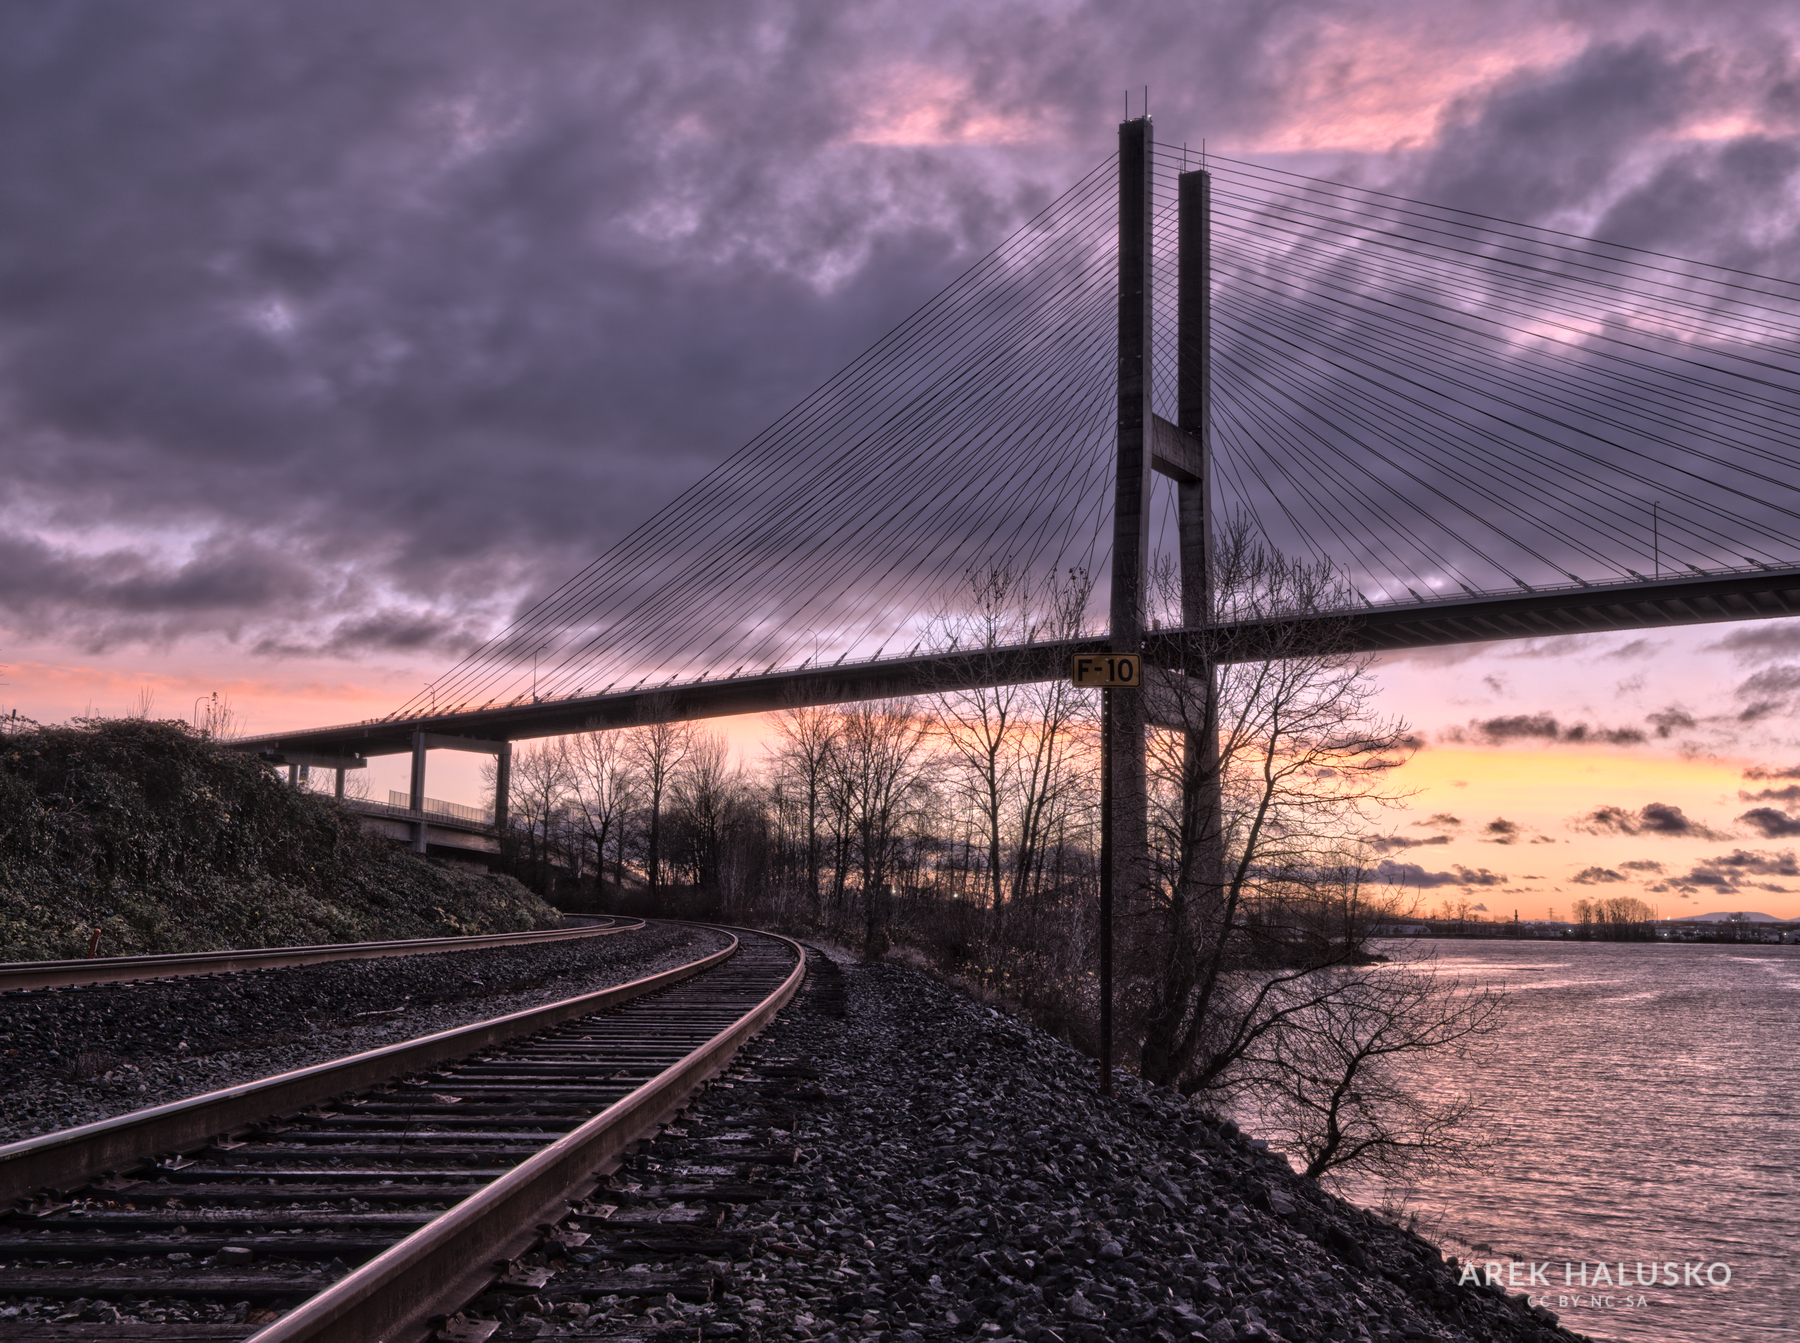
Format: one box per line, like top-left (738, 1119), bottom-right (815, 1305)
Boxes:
top-left (237, 119), bottom-right (1800, 851)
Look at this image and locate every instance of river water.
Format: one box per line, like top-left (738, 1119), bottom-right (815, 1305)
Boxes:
top-left (1346, 940), bottom-right (1798, 1343)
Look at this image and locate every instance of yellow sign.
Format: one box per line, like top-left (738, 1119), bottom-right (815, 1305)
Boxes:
top-left (1070, 653), bottom-right (1140, 688)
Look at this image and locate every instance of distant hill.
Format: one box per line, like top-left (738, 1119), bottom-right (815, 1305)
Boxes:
top-left (1675, 910), bottom-right (1782, 923)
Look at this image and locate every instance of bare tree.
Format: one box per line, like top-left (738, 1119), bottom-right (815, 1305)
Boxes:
top-left (508, 739), bottom-right (575, 891)
top-left (927, 566), bottom-right (1095, 983)
top-left (192, 693), bottom-right (241, 741)
top-left (1129, 520), bottom-right (1416, 1093)
top-left (625, 709), bottom-right (693, 898)
top-left (833, 698), bottom-right (930, 959)
top-left (669, 729), bottom-right (735, 891)
top-left (767, 702), bottom-right (839, 920)
top-left (1243, 954), bottom-right (1503, 1182)
top-left (567, 729), bottom-right (639, 895)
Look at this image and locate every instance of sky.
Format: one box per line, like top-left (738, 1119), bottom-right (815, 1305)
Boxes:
top-left (3, 1), bottom-right (1800, 918)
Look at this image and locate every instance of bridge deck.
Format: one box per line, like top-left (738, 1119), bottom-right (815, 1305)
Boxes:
top-left (235, 563), bottom-right (1800, 758)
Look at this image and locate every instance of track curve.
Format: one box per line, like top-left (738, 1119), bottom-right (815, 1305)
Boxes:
top-left (0, 927), bottom-right (803, 1342)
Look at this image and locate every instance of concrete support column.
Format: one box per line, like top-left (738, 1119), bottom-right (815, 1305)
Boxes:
top-left (1178, 168), bottom-right (1224, 892)
top-left (287, 764), bottom-right (299, 788)
top-left (494, 741), bottom-right (513, 832)
top-left (409, 730), bottom-right (428, 854)
top-left (334, 767), bottom-right (346, 800)
top-left (1108, 115), bottom-right (1155, 918)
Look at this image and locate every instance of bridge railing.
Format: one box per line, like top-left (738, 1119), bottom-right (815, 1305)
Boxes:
top-left (345, 795), bottom-right (497, 835)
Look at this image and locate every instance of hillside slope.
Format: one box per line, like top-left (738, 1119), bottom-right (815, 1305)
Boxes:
top-left (0, 718), bottom-right (558, 961)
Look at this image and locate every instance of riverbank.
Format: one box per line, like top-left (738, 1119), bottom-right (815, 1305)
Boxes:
top-left (643, 946), bottom-right (1583, 1343)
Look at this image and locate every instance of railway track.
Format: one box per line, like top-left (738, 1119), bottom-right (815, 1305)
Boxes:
top-left (0, 927), bottom-right (803, 1343)
top-left (0, 919), bottom-right (646, 993)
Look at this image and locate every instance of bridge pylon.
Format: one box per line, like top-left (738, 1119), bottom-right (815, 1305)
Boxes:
top-left (1105, 120), bottom-right (1225, 1083)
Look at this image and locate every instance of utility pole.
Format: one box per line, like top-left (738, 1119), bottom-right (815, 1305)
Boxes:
top-left (1074, 650), bottom-right (1141, 1099)
top-left (1099, 685), bottom-right (1113, 1097)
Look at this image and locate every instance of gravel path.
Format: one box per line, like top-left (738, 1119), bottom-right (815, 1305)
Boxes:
top-left (0, 921), bottom-right (731, 1143)
top-left (509, 949), bottom-right (1578, 1343)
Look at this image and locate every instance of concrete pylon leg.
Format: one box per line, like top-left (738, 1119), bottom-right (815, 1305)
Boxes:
top-left (1109, 114), bottom-right (1154, 914)
top-left (493, 741), bottom-right (512, 832)
top-left (1178, 167), bottom-right (1223, 899)
top-left (409, 730), bottom-right (428, 855)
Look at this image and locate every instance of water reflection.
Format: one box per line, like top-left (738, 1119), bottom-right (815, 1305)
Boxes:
top-left (1332, 940), bottom-right (1798, 1343)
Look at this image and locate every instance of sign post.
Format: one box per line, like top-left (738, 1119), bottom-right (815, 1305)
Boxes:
top-left (1072, 652), bottom-right (1140, 1096)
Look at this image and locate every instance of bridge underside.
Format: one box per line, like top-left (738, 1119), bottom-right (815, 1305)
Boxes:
top-left (236, 563), bottom-right (1800, 761)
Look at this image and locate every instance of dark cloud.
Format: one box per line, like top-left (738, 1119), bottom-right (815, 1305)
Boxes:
top-left (1483, 817), bottom-right (1521, 844)
top-left (1, 6), bottom-right (1797, 680)
top-left (1708, 622), bottom-right (1800, 663)
top-left (1372, 861), bottom-right (1507, 889)
top-left (1734, 665), bottom-right (1800, 721)
top-left (1603, 638), bottom-right (1662, 661)
top-left (1412, 38), bottom-right (1712, 224)
top-left (1571, 866), bottom-right (1628, 883)
top-left (1671, 848), bottom-right (1800, 891)
top-left (1459, 714), bottom-right (1647, 746)
top-left (1573, 802), bottom-right (1730, 839)
top-left (1410, 36), bottom-right (1800, 274)
top-left (1738, 806), bottom-right (1800, 838)
top-left (1368, 834), bottom-right (1451, 854)
top-left (1741, 784), bottom-right (1800, 803)
top-left (1744, 764), bottom-right (1800, 780)
top-left (1619, 859), bottom-right (1665, 873)
top-left (1415, 813), bottom-right (1462, 829)
top-left (1647, 707), bottom-right (1697, 738)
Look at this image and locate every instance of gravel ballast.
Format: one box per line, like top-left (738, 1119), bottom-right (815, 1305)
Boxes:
top-left (483, 947), bottom-right (1579, 1343)
top-left (0, 921), bottom-right (731, 1142)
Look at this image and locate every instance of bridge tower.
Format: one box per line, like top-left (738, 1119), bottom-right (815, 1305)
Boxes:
top-left (1107, 115), bottom-right (1154, 980)
top-left (1106, 119), bottom-right (1221, 1078)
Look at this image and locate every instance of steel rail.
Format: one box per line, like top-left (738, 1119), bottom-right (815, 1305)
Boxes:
top-left (0, 918), bottom-right (644, 993)
top-left (245, 928), bottom-right (805, 1343)
top-left (0, 930), bottom-right (733, 1204)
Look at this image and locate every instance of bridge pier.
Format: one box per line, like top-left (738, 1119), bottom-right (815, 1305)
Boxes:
top-left (403, 731), bottom-right (512, 855)
top-left (409, 731), bottom-right (429, 852)
top-left (494, 740), bottom-right (512, 833)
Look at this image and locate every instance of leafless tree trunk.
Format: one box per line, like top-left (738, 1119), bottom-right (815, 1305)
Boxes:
top-left (1242, 952), bottom-right (1503, 1182)
top-left (833, 698), bottom-right (930, 960)
top-left (626, 706), bottom-right (692, 899)
top-left (567, 729), bottom-right (639, 898)
top-left (509, 739), bottom-right (575, 892)
top-left (670, 729), bottom-right (735, 892)
top-left (1133, 519), bottom-right (1417, 1091)
top-left (769, 702), bottom-right (838, 922)
top-left (927, 566), bottom-right (1095, 983)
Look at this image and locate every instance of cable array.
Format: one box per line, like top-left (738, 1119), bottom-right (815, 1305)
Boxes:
top-left (398, 138), bottom-right (1800, 719)
top-left (1151, 147), bottom-right (1800, 603)
top-left (400, 159), bottom-right (1123, 718)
